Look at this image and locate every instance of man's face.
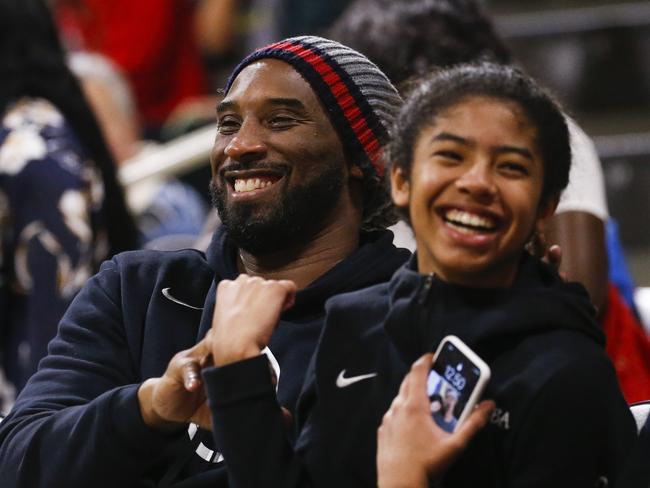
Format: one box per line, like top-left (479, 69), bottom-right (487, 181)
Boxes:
top-left (210, 59), bottom-right (349, 254)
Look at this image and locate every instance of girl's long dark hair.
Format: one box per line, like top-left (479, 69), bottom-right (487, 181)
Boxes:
top-left (0, 0), bottom-right (138, 254)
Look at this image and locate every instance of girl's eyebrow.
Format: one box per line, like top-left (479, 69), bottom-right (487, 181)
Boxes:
top-left (495, 146), bottom-right (534, 161)
top-left (431, 132), bottom-right (469, 145)
top-left (432, 132), bottom-right (534, 161)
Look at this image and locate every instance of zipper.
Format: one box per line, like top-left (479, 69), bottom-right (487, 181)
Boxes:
top-left (418, 273), bottom-right (435, 305)
top-left (415, 273), bottom-right (436, 353)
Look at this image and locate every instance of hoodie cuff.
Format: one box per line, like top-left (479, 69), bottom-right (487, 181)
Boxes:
top-left (203, 355), bottom-right (276, 408)
top-left (110, 384), bottom-right (183, 454)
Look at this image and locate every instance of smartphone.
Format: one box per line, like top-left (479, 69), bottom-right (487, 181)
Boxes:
top-left (427, 335), bottom-right (491, 433)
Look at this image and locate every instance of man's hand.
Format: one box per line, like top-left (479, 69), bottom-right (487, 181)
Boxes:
top-left (138, 275), bottom-right (296, 431)
top-left (138, 339), bottom-right (213, 431)
top-left (377, 354), bottom-right (495, 488)
top-left (207, 275), bottom-right (297, 367)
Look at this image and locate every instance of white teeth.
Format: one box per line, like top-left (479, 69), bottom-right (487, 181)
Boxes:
top-left (444, 209), bottom-right (495, 231)
top-left (234, 178), bottom-right (275, 193)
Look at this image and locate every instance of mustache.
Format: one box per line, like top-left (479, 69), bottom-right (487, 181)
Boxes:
top-left (218, 161), bottom-right (291, 178)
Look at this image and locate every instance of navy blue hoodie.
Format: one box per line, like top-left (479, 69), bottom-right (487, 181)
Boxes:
top-left (208, 254), bottom-right (636, 487)
top-left (0, 227), bottom-right (409, 487)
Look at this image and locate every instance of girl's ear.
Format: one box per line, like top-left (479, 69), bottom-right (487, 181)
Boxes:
top-left (390, 165), bottom-right (410, 209)
top-left (535, 195), bottom-right (559, 235)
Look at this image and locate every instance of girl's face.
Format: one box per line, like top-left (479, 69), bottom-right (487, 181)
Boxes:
top-left (391, 96), bottom-right (557, 288)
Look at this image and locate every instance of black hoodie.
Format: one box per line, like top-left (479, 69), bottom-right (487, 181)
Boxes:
top-left (0, 226), bottom-right (409, 488)
top-left (208, 253), bottom-right (636, 488)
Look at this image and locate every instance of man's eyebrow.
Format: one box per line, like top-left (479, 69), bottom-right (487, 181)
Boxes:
top-left (216, 97), bottom-right (307, 113)
top-left (216, 100), bottom-right (236, 113)
top-left (266, 98), bottom-right (307, 110)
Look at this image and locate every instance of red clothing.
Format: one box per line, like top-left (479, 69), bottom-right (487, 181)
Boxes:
top-left (603, 284), bottom-right (650, 404)
top-left (57, 0), bottom-right (208, 128)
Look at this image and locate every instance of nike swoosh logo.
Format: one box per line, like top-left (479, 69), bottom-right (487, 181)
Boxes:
top-left (161, 287), bottom-right (204, 310)
top-left (336, 369), bottom-right (377, 388)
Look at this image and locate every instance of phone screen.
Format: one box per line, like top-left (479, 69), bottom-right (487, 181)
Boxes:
top-left (427, 340), bottom-right (484, 432)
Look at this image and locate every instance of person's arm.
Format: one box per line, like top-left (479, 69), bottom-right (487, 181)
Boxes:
top-left (377, 354), bottom-right (494, 488)
top-left (200, 275), bottom-right (319, 487)
top-left (0, 259), bottom-right (177, 488)
top-left (507, 357), bottom-right (636, 488)
top-left (194, 0), bottom-right (239, 56)
top-left (204, 355), bottom-right (313, 487)
top-left (549, 118), bottom-right (609, 316)
top-left (547, 212), bottom-right (607, 315)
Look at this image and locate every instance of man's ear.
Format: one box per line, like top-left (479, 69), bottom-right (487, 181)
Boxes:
top-left (349, 163), bottom-right (364, 180)
top-left (390, 165), bottom-right (410, 209)
top-left (535, 195), bottom-right (559, 234)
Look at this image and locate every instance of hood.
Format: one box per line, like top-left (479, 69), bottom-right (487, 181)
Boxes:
top-left (203, 225), bottom-right (410, 319)
top-left (384, 253), bottom-right (602, 365)
top-left (284, 230), bottom-right (410, 318)
top-left (206, 225), bottom-right (240, 281)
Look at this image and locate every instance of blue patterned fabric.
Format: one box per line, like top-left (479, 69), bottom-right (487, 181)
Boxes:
top-left (0, 98), bottom-right (108, 391)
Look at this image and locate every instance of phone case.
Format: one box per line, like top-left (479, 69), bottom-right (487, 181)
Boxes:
top-left (431, 335), bottom-right (491, 431)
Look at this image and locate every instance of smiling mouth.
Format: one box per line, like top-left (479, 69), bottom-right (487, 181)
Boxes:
top-left (442, 208), bottom-right (498, 234)
top-left (223, 167), bottom-right (285, 194)
top-left (233, 176), bottom-right (279, 193)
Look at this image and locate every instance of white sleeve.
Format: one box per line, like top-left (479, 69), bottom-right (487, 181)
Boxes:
top-left (555, 117), bottom-right (609, 220)
top-left (389, 220), bottom-right (416, 252)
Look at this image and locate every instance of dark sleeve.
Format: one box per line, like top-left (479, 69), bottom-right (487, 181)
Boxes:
top-left (0, 259), bottom-right (176, 488)
top-left (616, 414), bottom-right (650, 488)
top-left (507, 357), bottom-right (637, 488)
top-left (204, 354), bottom-right (321, 488)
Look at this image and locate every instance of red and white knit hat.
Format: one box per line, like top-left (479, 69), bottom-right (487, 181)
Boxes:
top-left (224, 36), bottom-right (402, 181)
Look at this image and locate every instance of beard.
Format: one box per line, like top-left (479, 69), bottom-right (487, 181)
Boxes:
top-left (210, 165), bottom-right (344, 254)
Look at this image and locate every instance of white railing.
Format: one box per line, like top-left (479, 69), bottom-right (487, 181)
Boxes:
top-left (118, 123), bottom-right (217, 188)
top-left (593, 132), bottom-right (650, 160)
top-left (496, 1), bottom-right (650, 38)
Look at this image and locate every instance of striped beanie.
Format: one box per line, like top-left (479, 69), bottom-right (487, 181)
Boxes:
top-left (224, 36), bottom-right (402, 180)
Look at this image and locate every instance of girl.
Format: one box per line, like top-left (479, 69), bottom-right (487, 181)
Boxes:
top-left (197, 63), bottom-right (636, 488)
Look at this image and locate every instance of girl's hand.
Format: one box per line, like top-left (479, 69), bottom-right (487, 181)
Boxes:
top-left (377, 353), bottom-right (495, 488)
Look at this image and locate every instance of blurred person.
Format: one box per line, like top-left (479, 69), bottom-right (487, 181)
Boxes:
top-left (67, 51), bottom-right (140, 163)
top-left (68, 50), bottom-right (210, 251)
top-left (55, 0), bottom-right (209, 138)
top-left (0, 36), bottom-right (408, 486)
top-left (203, 63), bottom-right (635, 488)
top-left (329, 0), bottom-right (609, 317)
top-left (0, 0), bottom-right (137, 393)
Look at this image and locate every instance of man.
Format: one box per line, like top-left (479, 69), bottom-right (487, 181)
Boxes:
top-left (0, 36), bottom-right (408, 487)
